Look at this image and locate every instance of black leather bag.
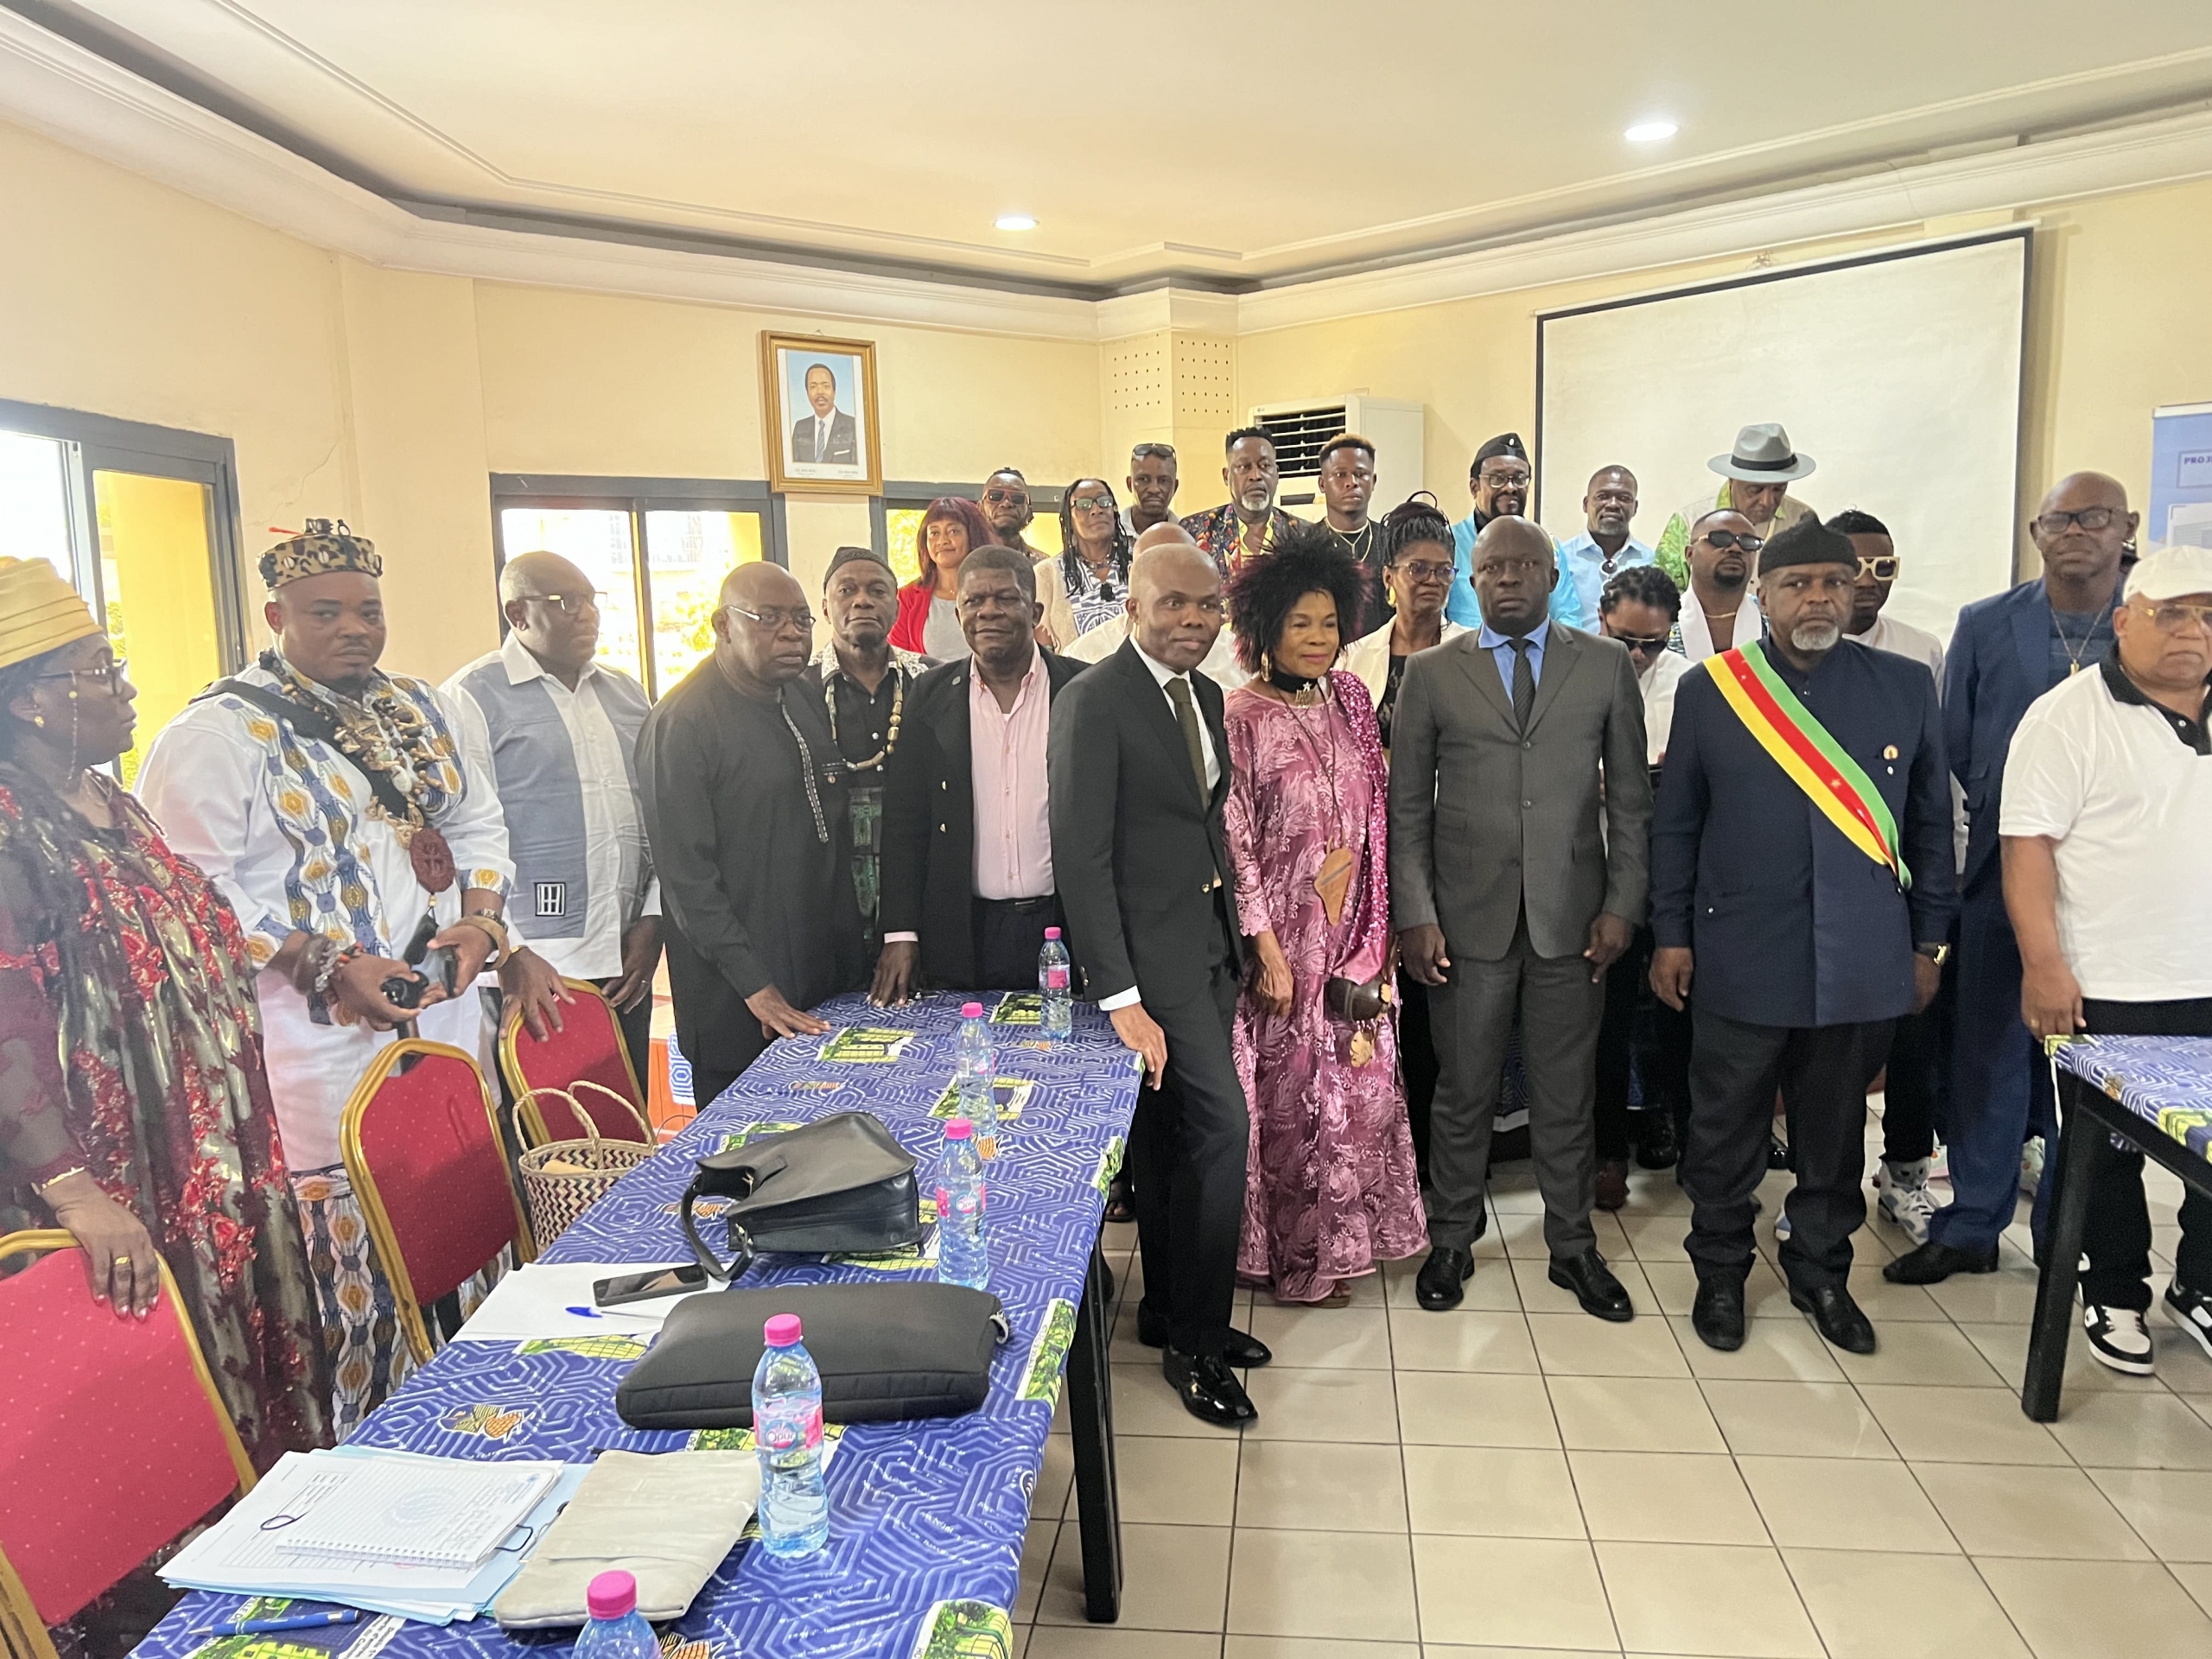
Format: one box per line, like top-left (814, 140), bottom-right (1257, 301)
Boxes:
top-left (613, 1281), bottom-right (1007, 1429)
top-left (679, 1112), bottom-right (922, 1281)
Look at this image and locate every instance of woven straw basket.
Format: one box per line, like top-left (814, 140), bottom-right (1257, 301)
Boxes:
top-left (513, 1081), bottom-right (654, 1247)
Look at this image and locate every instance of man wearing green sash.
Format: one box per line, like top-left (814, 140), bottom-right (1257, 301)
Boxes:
top-left (1649, 517), bottom-right (1956, 1357)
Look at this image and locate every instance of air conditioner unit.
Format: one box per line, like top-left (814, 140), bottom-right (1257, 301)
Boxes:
top-left (1250, 396), bottom-right (1426, 524)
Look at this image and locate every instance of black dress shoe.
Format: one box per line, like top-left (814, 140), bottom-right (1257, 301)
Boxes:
top-left (1790, 1281), bottom-right (1877, 1354)
top-left (1549, 1248), bottom-right (1635, 1323)
top-left (1768, 1134), bottom-right (1792, 1171)
top-left (1415, 1245), bottom-right (1474, 1311)
top-left (1690, 1277), bottom-right (1746, 1351)
top-left (1134, 1302), bottom-right (1272, 1367)
top-left (1162, 1346), bottom-right (1257, 1428)
top-left (1882, 1239), bottom-right (1999, 1285)
top-left (1634, 1110), bottom-right (1679, 1170)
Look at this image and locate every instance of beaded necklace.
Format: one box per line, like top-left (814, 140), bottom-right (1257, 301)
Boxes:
top-left (824, 662), bottom-right (905, 772)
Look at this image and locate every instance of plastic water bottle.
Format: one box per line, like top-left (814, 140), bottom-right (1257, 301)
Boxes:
top-left (956, 1000), bottom-right (998, 1156)
top-left (1038, 927), bottom-right (1073, 1041)
top-left (574, 1572), bottom-right (658, 1659)
top-left (935, 1117), bottom-right (989, 1291)
top-left (752, 1314), bottom-right (830, 1559)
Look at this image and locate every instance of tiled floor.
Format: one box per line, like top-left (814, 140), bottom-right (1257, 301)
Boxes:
top-left (1014, 1118), bottom-right (2212, 1658)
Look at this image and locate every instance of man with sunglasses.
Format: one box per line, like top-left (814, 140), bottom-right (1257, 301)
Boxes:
top-left (1673, 509), bottom-right (1767, 662)
top-left (1888, 473), bottom-right (2138, 1295)
top-left (1989, 543), bottom-right (2212, 1374)
top-left (445, 550), bottom-right (661, 1084)
top-left (1830, 510), bottom-right (1945, 683)
top-left (638, 562), bottom-right (866, 1103)
top-left (981, 467), bottom-right (1043, 559)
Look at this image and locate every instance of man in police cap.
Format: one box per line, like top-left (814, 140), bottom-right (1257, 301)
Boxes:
top-left (1446, 433), bottom-right (1581, 630)
top-left (1649, 515), bottom-right (1955, 1357)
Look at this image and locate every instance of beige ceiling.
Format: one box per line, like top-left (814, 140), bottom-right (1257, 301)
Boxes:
top-left (28, 0), bottom-right (2212, 293)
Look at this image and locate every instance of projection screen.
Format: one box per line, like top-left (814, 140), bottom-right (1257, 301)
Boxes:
top-left (1535, 230), bottom-right (2029, 643)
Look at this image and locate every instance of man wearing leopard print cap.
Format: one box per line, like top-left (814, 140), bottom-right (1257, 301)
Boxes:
top-left (140, 518), bottom-right (560, 1433)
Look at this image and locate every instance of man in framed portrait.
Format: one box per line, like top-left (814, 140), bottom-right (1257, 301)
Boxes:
top-left (791, 360), bottom-right (859, 467)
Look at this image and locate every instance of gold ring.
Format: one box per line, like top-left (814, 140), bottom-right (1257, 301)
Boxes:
top-left (112, 1255), bottom-right (131, 1266)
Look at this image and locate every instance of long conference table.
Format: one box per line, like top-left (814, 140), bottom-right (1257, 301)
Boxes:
top-left (137, 990), bottom-right (1140, 1659)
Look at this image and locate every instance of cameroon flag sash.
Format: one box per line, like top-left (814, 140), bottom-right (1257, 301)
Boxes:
top-left (1705, 641), bottom-right (1912, 890)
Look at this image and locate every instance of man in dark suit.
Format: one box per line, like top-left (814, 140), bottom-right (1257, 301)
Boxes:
top-left (1885, 471), bottom-right (2135, 1287)
top-left (1651, 517), bottom-right (1956, 1355)
top-left (1393, 517), bottom-right (1652, 1320)
top-left (791, 362), bottom-right (859, 466)
top-left (1049, 535), bottom-right (1271, 1427)
top-left (873, 546), bottom-right (1083, 999)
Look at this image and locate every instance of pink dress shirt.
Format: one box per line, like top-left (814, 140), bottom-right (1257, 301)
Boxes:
top-left (970, 654), bottom-right (1055, 899)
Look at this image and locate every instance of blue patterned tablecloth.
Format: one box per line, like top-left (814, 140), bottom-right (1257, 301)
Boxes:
top-left (138, 991), bottom-right (1138, 1659)
top-left (2056, 1036), bottom-right (2212, 1163)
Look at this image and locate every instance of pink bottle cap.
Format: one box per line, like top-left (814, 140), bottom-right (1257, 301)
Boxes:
top-left (763, 1313), bottom-right (804, 1347)
top-left (586, 1570), bottom-right (637, 1620)
top-left (1044, 927), bottom-right (1062, 940)
top-left (962, 1001), bottom-right (984, 1018)
top-left (944, 1117), bottom-right (974, 1140)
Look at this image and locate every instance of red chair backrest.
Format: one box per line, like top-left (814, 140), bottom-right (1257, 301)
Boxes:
top-left (349, 1046), bottom-right (527, 1306)
top-left (504, 983), bottom-right (649, 1143)
top-left (0, 1241), bottom-right (250, 1624)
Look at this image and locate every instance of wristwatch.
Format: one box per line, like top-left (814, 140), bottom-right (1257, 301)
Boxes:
top-left (1914, 942), bottom-right (1952, 967)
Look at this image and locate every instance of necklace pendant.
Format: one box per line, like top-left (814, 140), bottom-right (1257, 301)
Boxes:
top-left (1348, 1027), bottom-right (1376, 1067)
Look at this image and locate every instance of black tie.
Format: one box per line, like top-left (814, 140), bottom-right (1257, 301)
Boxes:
top-left (1510, 637), bottom-right (1536, 728)
top-left (1166, 677), bottom-right (1208, 799)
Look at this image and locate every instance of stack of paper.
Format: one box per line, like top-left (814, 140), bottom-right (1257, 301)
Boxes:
top-left (162, 1448), bottom-right (588, 1624)
top-left (452, 1261), bottom-right (710, 1343)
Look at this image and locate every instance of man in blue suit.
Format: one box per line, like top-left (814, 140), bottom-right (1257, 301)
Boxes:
top-left (1650, 517), bottom-right (1955, 1356)
top-left (1885, 473), bottom-right (2136, 1287)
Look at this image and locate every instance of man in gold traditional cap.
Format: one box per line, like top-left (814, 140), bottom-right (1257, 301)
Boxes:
top-left (139, 520), bottom-right (554, 1433)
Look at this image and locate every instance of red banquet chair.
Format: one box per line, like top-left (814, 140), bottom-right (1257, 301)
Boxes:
top-left (0, 1230), bottom-right (257, 1659)
top-left (340, 1039), bottom-right (536, 1365)
top-left (498, 978), bottom-right (652, 1147)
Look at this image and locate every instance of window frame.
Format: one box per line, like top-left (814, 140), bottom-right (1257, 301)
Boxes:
top-left (0, 397), bottom-right (251, 677)
top-left (488, 473), bottom-right (788, 699)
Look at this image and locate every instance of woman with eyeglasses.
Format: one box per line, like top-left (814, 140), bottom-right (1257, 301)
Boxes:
top-left (0, 559), bottom-right (330, 1468)
top-left (888, 495), bottom-right (995, 663)
top-left (1037, 478), bottom-right (1131, 649)
top-left (1342, 495), bottom-right (1471, 755)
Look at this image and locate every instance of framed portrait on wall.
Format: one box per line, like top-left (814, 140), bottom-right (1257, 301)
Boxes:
top-left (761, 332), bottom-right (882, 494)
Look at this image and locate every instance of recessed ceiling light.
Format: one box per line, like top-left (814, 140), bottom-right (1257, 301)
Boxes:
top-left (1624, 119), bottom-right (1679, 143)
top-left (995, 213), bottom-right (1038, 232)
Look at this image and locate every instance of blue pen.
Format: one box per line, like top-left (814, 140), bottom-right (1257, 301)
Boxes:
top-left (563, 1305), bottom-right (605, 1319)
top-left (192, 1610), bottom-right (361, 1637)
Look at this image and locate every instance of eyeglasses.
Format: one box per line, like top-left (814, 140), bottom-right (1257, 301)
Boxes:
top-left (1068, 494), bottom-right (1116, 514)
top-left (2033, 505), bottom-right (2120, 537)
top-left (1478, 467), bottom-right (1530, 488)
top-left (1609, 632), bottom-right (1672, 652)
top-left (35, 658), bottom-right (130, 696)
top-left (1857, 556), bottom-right (1902, 582)
top-left (982, 487), bottom-right (1029, 506)
top-left (1394, 559), bottom-right (1456, 583)
top-left (725, 603), bottom-right (816, 632)
top-left (2140, 600), bottom-right (2212, 632)
top-left (1697, 530), bottom-right (1765, 554)
top-left (516, 590), bottom-right (602, 615)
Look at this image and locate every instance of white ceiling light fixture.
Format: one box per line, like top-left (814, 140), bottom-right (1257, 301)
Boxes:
top-left (1624, 119), bottom-right (1680, 143)
top-left (994, 213), bottom-right (1038, 232)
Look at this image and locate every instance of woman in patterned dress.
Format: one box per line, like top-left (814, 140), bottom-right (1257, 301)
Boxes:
top-left (1221, 529), bottom-right (1427, 1306)
top-left (0, 560), bottom-right (329, 1463)
top-left (1039, 477), bottom-right (1134, 648)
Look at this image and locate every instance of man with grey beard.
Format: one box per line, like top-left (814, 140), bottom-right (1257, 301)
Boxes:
top-left (1649, 516), bottom-right (1955, 1358)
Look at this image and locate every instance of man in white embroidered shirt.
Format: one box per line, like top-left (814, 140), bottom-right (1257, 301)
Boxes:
top-left (1994, 543), bottom-right (2212, 1376)
top-left (445, 550), bottom-right (661, 1084)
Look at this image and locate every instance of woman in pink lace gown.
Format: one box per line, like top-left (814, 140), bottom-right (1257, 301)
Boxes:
top-left (1222, 529), bottom-right (1427, 1304)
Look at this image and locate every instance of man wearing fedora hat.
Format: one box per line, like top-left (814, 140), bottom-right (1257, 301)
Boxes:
top-left (1656, 423), bottom-right (1819, 591)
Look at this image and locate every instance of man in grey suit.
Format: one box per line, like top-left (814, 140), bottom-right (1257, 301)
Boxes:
top-left (1392, 516), bottom-right (1653, 1319)
top-left (791, 362), bottom-right (859, 466)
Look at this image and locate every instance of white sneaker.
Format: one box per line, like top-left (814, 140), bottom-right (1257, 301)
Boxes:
top-left (1927, 1140), bottom-right (1950, 1183)
top-left (2082, 1304), bottom-right (2155, 1376)
top-left (1877, 1158), bottom-right (1938, 1245)
top-left (1774, 1211), bottom-right (1794, 1243)
top-left (2164, 1281), bottom-right (2212, 1363)
top-left (2020, 1136), bottom-right (2046, 1198)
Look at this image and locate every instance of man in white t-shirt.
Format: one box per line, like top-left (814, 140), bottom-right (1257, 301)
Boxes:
top-left (1998, 543), bottom-right (2212, 1375)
